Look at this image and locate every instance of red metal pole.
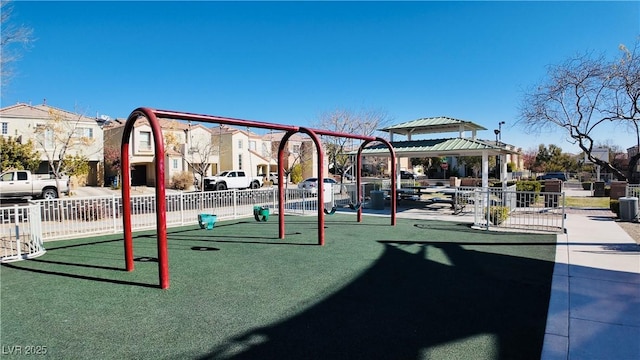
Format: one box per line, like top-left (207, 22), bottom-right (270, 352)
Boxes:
top-left (377, 137), bottom-right (397, 226)
top-left (145, 110), bottom-right (170, 290)
top-left (277, 130), bottom-right (298, 239)
top-left (121, 127), bottom-right (133, 272)
top-left (298, 127), bottom-right (325, 246)
top-left (356, 141), bottom-right (370, 223)
top-left (153, 109), bottom-right (298, 133)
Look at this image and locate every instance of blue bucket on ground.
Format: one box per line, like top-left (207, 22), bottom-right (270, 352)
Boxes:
top-left (198, 214), bottom-right (217, 230)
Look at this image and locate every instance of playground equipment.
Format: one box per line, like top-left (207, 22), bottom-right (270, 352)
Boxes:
top-left (120, 107), bottom-right (396, 289)
top-left (198, 214), bottom-right (217, 230)
top-left (253, 206), bottom-right (270, 222)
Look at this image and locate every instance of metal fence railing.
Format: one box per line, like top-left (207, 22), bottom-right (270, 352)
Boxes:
top-left (27, 186), bottom-right (359, 242)
top-left (626, 184), bottom-right (640, 198)
top-left (470, 188), bottom-right (565, 233)
top-left (1, 203), bottom-right (46, 262)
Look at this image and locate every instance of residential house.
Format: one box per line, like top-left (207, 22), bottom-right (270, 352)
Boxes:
top-left (0, 102), bottom-right (105, 186)
top-left (103, 118), bottom-right (219, 187)
top-left (260, 131), bottom-right (323, 181)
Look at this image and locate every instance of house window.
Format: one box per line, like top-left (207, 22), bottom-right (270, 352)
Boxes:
top-left (1, 122), bottom-right (7, 135)
top-left (292, 144), bottom-right (300, 153)
top-left (139, 131), bottom-right (151, 150)
top-left (173, 159), bottom-right (178, 169)
top-left (249, 140), bottom-right (256, 151)
top-left (238, 154), bottom-right (243, 170)
top-left (262, 143), bottom-right (268, 157)
top-left (238, 140), bottom-right (243, 149)
top-left (73, 127), bottom-right (93, 138)
top-left (45, 129), bottom-right (54, 148)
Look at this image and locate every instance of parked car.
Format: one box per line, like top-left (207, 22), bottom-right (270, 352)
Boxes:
top-left (298, 177), bottom-right (338, 194)
top-left (536, 172), bottom-right (567, 182)
top-left (202, 171), bottom-right (263, 191)
top-left (0, 170), bottom-right (70, 200)
top-left (400, 170), bottom-right (417, 179)
top-left (259, 172), bottom-right (279, 185)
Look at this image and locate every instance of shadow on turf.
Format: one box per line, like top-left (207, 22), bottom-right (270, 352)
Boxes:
top-left (198, 241), bottom-right (555, 360)
top-left (4, 238), bottom-right (166, 289)
top-left (0, 262), bottom-right (161, 289)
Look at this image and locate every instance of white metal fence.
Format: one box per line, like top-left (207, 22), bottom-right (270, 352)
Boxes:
top-left (466, 187), bottom-right (565, 233)
top-left (26, 186), bottom-right (358, 242)
top-left (626, 184), bottom-right (640, 197)
top-left (1, 203), bottom-right (45, 262)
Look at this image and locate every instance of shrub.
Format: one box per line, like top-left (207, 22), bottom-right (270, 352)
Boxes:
top-left (610, 200), bottom-right (620, 218)
top-left (514, 180), bottom-right (541, 207)
top-left (171, 171), bottom-right (193, 190)
top-left (485, 206), bottom-right (510, 225)
top-left (516, 180), bottom-right (541, 192)
top-left (290, 164), bottom-right (303, 184)
top-left (582, 182), bottom-right (593, 190)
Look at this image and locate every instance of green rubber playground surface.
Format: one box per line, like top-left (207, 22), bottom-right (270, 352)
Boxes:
top-left (1, 214), bottom-right (556, 359)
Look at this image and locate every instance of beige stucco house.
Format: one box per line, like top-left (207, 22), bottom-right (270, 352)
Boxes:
top-left (0, 102), bottom-right (105, 186)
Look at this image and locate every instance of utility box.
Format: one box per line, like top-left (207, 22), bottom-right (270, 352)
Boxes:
top-left (609, 181), bottom-right (627, 200)
top-left (593, 181), bottom-right (606, 197)
top-left (370, 190), bottom-right (385, 210)
top-left (619, 197), bottom-right (638, 221)
top-left (544, 180), bottom-right (562, 208)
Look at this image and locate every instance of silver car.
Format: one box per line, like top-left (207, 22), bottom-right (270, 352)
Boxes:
top-left (297, 177), bottom-right (338, 194)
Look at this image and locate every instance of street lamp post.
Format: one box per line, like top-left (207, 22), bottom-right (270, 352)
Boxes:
top-left (496, 121), bottom-right (505, 182)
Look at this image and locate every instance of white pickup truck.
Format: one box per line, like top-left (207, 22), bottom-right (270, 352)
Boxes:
top-left (202, 171), bottom-right (262, 191)
top-left (0, 170), bottom-right (70, 200)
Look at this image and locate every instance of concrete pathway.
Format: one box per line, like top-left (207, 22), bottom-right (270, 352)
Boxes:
top-left (542, 211), bottom-right (640, 359)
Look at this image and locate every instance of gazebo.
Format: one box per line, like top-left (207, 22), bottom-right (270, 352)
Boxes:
top-left (361, 116), bottom-right (519, 188)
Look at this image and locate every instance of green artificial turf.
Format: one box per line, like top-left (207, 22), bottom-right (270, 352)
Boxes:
top-left (1, 214), bottom-right (556, 359)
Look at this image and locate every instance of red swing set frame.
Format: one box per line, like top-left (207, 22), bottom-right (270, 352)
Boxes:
top-left (120, 107), bottom-right (397, 289)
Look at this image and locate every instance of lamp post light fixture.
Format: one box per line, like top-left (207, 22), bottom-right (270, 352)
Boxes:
top-left (498, 121), bottom-right (505, 143)
top-left (494, 129), bottom-right (500, 145)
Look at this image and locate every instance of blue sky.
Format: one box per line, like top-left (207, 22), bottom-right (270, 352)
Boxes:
top-left (3, 1), bottom-right (639, 153)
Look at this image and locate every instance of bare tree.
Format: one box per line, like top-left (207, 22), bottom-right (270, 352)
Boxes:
top-left (518, 40), bottom-right (640, 181)
top-left (181, 126), bottom-right (219, 192)
top-left (32, 107), bottom-right (95, 196)
top-left (315, 108), bottom-right (392, 180)
top-left (1, 0), bottom-right (34, 92)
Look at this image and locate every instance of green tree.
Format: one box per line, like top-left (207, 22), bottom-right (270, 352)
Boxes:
top-left (0, 136), bottom-right (40, 172)
top-left (62, 153), bottom-right (90, 178)
top-left (458, 156), bottom-right (496, 178)
top-left (534, 144), bottom-right (579, 172)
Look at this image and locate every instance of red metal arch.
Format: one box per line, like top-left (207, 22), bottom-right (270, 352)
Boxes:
top-left (121, 108), bottom-right (170, 289)
top-left (357, 138), bottom-right (397, 224)
top-left (277, 128), bottom-right (325, 245)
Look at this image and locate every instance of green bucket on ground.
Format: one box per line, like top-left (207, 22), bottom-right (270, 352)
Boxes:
top-left (253, 206), bottom-right (269, 222)
top-left (198, 214), bottom-right (217, 230)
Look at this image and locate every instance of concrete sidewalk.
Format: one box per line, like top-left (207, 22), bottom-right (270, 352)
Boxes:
top-left (542, 212), bottom-right (640, 359)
